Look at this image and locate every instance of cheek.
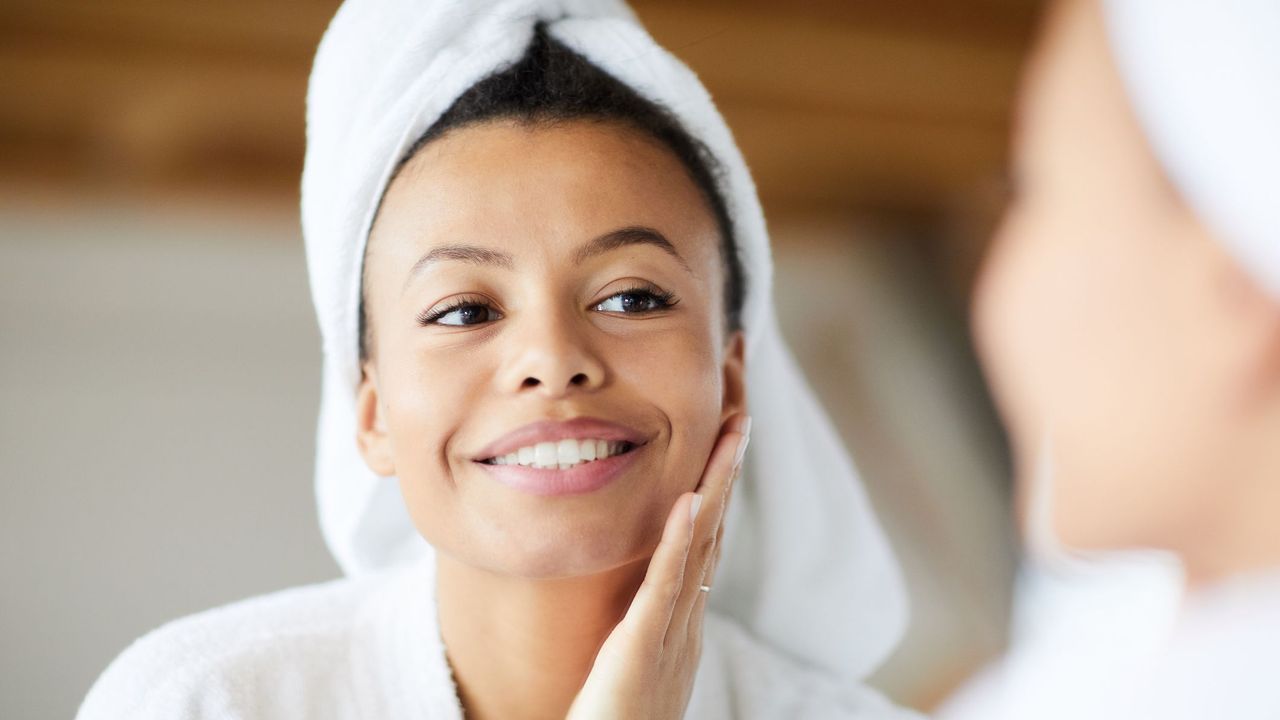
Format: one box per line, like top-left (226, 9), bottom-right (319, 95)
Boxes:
top-left (384, 350), bottom-right (479, 454)
top-left (975, 205), bottom-right (1136, 542)
top-left (979, 202), bottom-right (1225, 549)
top-left (380, 348), bottom-right (487, 545)
top-left (621, 329), bottom-right (725, 490)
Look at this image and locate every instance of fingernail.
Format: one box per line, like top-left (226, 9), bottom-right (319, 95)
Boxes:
top-left (733, 430), bottom-right (751, 468)
top-left (735, 414), bottom-right (753, 434)
top-left (690, 494), bottom-right (704, 523)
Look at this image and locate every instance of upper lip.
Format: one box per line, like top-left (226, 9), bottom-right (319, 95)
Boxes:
top-left (472, 416), bottom-right (648, 461)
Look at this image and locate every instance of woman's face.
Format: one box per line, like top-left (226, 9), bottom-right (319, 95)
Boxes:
top-left (357, 120), bottom-right (745, 579)
top-left (974, 0), bottom-right (1277, 553)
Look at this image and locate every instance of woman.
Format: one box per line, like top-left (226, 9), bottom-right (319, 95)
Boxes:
top-left (945, 0), bottom-right (1280, 717)
top-left (77, 2), bottom-right (916, 718)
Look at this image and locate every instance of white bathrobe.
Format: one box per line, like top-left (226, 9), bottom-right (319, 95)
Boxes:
top-left (76, 556), bottom-right (918, 719)
top-left (76, 1), bottom-right (921, 717)
top-left (940, 561), bottom-right (1280, 720)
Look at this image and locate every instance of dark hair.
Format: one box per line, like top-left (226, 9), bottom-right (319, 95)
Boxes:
top-left (359, 24), bottom-right (747, 362)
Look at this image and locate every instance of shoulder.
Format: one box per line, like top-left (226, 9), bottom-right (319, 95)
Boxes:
top-left (694, 612), bottom-right (926, 720)
top-left (76, 573), bottom-right (385, 720)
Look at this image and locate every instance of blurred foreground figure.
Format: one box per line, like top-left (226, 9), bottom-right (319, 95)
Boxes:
top-left (944, 0), bottom-right (1280, 717)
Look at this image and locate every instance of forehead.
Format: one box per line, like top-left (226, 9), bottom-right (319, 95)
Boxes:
top-left (370, 120), bottom-right (722, 271)
top-left (1015, 0), bottom-right (1167, 197)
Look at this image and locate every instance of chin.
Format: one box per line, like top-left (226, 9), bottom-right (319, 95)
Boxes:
top-left (476, 511), bottom-right (661, 580)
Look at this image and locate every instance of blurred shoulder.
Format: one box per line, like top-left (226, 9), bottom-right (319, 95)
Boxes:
top-left (76, 572), bottom-right (386, 720)
top-left (697, 612), bottom-right (926, 720)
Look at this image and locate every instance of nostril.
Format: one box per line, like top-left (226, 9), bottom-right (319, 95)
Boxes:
top-left (518, 372), bottom-right (591, 391)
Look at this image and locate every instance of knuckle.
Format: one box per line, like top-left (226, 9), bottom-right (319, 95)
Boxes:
top-left (696, 536), bottom-right (717, 562)
top-left (696, 549), bottom-right (717, 581)
top-left (645, 576), bottom-right (682, 601)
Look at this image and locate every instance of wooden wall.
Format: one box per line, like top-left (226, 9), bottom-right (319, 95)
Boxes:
top-left (2, 0), bottom-right (1038, 220)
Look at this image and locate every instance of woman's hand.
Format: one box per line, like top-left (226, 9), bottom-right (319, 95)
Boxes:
top-left (567, 413), bottom-right (752, 720)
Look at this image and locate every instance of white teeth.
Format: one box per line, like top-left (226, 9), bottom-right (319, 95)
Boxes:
top-left (557, 439), bottom-right (580, 465)
top-left (518, 446), bottom-right (535, 465)
top-left (534, 442), bottom-right (558, 468)
top-left (490, 438), bottom-right (630, 469)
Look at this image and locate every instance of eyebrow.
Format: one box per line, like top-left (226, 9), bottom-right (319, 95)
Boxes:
top-left (400, 225), bottom-right (693, 295)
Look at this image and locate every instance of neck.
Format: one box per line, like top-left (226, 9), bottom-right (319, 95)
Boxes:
top-left (1180, 437), bottom-right (1280, 590)
top-left (436, 553), bottom-right (647, 720)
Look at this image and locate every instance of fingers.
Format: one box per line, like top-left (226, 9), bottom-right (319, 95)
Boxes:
top-left (610, 490), bottom-right (700, 659)
top-left (688, 461), bottom-right (739, 634)
top-left (668, 413), bottom-right (751, 641)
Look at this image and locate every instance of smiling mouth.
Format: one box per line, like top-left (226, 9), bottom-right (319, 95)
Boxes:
top-left (481, 438), bottom-right (639, 470)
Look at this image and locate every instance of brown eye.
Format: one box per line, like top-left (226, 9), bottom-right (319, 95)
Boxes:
top-left (593, 287), bottom-right (678, 314)
top-left (419, 301), bottom-right (501, 326)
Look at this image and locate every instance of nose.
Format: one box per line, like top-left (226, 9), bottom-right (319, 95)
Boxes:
top-left (500, 306), bottom-right (606, 398)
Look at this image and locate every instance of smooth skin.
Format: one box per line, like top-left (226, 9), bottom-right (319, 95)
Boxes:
top-left (355, 119), bottom-right (750, 719)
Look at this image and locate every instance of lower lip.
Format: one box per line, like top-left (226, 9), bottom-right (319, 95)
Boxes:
top-left (475, 445), bottom-right (643, 496)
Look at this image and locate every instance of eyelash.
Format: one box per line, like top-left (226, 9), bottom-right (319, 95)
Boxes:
top-left (415, 285), bottom-right (679, 327)
top-left (415, 295), bottom-right (495, 326)
top-left (595, 285), bottom-right (679, 315)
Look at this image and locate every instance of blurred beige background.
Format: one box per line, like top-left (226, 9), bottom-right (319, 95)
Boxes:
top-left (1, 1), bottom-right (1036, 717)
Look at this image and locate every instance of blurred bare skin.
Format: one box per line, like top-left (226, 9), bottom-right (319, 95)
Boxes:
top-left (354, 119), bottom-right (745, 719)
top-left (974, 0), bottom-right (1280, 587)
